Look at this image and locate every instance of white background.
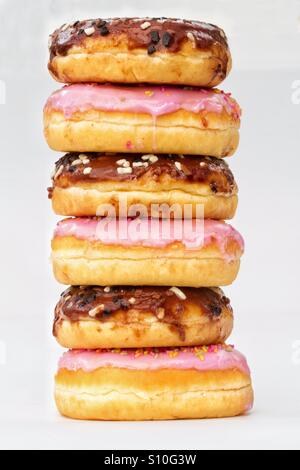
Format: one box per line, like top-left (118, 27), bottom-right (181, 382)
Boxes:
top-left (0, 0), bottom-right (300, 450)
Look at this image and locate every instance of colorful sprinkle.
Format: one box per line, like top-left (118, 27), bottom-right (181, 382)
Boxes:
top-left (73, 345), bottom-right (235, 361)
top-left (167, 350), bottom-right (179, 358)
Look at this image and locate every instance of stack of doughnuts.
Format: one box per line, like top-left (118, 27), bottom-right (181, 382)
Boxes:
top-left (45, 17), bottom-right (253, 420)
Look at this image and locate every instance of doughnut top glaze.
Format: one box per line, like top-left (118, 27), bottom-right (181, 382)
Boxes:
top-left (44, 84), bottom-right (241, 119)
top-left (51, 153), bottom-right (237, 195)
top-left (49, 17), bottom-right (229, 59)
top-left (54, 217), bottom-right (245, 253)
top-left (58, 345), bottom-right (251, 376)
top-left (53, 286), bottom-right (232, 340)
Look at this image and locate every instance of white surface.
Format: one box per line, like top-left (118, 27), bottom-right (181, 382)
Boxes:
top-left (0, 0), bottom-right (300, 450)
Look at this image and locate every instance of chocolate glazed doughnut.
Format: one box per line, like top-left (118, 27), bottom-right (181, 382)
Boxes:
top-left (48, 17), bottom-right (232, 87)
top-left (49, 153), bottom-right (238, 219)
top-left (53, 286), bottom-right (234, 349)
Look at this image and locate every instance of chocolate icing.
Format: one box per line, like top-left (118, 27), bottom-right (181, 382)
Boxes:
top-left (53, 286), bottom-right (232, 341)
top-left (49, 17), bottom-right (228, 60)
top-left (49, 153), bottom-right (237, 196)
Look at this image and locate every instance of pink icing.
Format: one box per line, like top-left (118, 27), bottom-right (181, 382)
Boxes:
top-left (58, 346), bottom-right (251, 376)
top-left (44, 84), bottom-right (241, 119)
top-left (54, 217), bottom-right (244, 255)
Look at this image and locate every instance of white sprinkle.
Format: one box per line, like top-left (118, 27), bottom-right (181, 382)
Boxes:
top-left (149, 155), bottom-right (158, 163)
top-left (71, 159), bottom-right (83, 166)
top-left (143, 162), bottom-right (149, 168)
top-left (104, 286), bottom-right (111, 293)
top-left (117, 167), bottom-right (133, 174)
top-left (200, 161), bottom-right (206, 167)
top-left (140, 21), bottom-right (151, 30)
top-left (187, 32), bottom-right (194, 40)
top-left (54, 165), bottom-right (64, 180)
top-left (157, 308), bottom-right (165, 319)
top-left (89, 304), bottom-right (104, 317)
top-left (84, 26), bottom-right (95, 36)
top-left (169, 287), bottom-right (187, 300)
top-left (82, 158), bottom-right (90, 165)
top-left (175, 161), bottom-right (182, 171)
top-left (116, 159), bottom-right (127, 166)
top-left (132, 161), bottom-right (144, 168)
top-left (83, 167), bottom-right (92, 175)
top-left (141, 155), bottom-right (151, 161)
top-left (211, 287), bottom-right (223, 295)
top-left (61, 23), bottom-right (69, 32)
top-left (79, 154), bottom-right (87, 161)
top-left (122, 160), bottom-right (131, 168)
top-left (187, 32), bottom-right (196, 47)
top-left (129, 297), bottom-right (136, 305)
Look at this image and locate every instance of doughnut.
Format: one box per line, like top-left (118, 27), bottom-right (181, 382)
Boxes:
top-left (51, 218), bottom-right (244, 287)
top-left (49, 153), bottom-right (238, 219)
top-left (55, 345), bottom-right (254, 420)
top-left (44, 84), bottom-right (241, 157)
top-left (54, 286), bottom-right (234, 349)
top-left (48, 18), bottom-right (232, 87)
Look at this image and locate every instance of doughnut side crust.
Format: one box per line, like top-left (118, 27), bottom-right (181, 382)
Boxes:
top-left (55, 314), bottom-right (233, 349)
top-left (55, 367), bottom-right (253, 420)
top-left (52, 256), bottom-right (240, 287)
top-left (51, 237), bottom-right (242, 287)
top-left (44, 109), bottom-right (240, 157)
top-left (51, 186), bottom-right (238, 219)
top-left (49, 47), bottom-right (231, 87)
